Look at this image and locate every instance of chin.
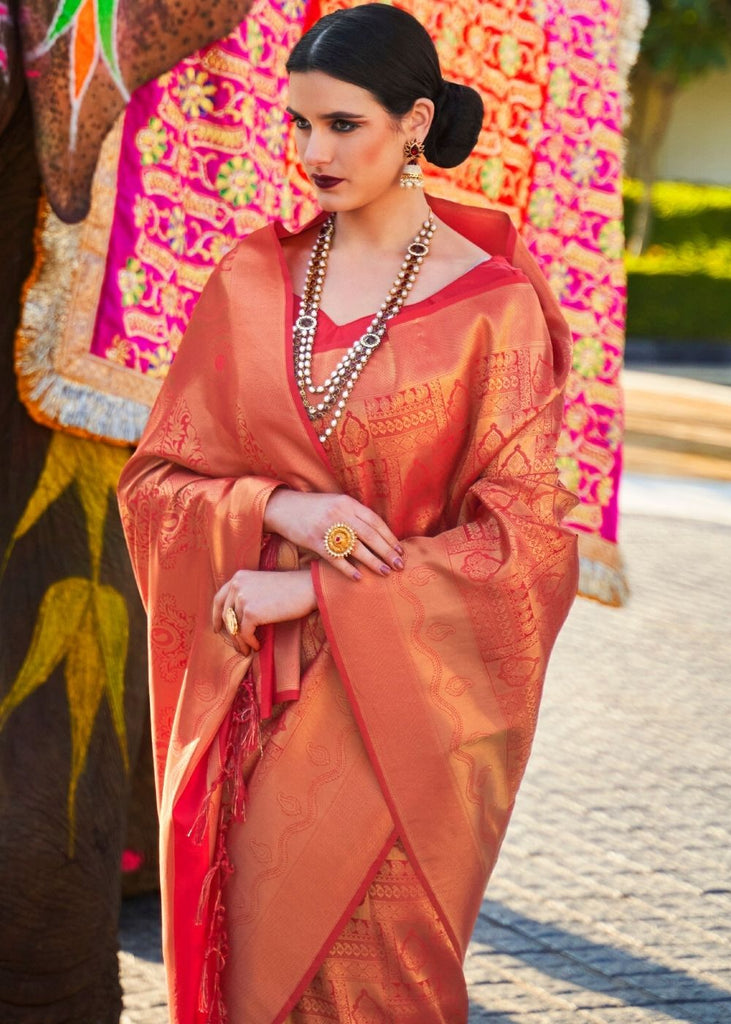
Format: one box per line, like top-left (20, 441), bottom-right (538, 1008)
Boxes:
top-left (313, 186), bottom-right (393, 214)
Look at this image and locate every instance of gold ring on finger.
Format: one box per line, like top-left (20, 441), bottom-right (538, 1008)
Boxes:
top-left (223, 607), bottom-right (239, 636)
top-left (323, 522), bottom-right (358, 559)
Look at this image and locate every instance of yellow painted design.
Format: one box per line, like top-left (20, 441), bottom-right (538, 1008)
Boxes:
top-left (0, 431), bottom-right (131, 854)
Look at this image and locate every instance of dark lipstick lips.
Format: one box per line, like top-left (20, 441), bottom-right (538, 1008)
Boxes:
top-left (312, 175), bottom-right (344, 189)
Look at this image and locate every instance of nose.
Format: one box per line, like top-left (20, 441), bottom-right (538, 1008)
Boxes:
top-left (302, 128), bottom-right (333, 170)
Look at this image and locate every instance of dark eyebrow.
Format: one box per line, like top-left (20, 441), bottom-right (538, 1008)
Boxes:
top-left (285, 106), bottom-right (366, 121)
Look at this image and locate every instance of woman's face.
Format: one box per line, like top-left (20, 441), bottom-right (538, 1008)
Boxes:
top-left (286, 71), bottom-right (409, 212)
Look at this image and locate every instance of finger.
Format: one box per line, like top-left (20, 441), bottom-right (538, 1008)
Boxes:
top-left (234, 599), bottom-right (261, 653)
top-left (350, 540), bottom-right (393, 577)
top-left (320, 547), bottom-right (363, 581)
top-left (350, 519), bottom-right (404, 569)
top-left (211, 583), bottom-right (229, 631)
top-left (350, 506), bottom-right (403, 560)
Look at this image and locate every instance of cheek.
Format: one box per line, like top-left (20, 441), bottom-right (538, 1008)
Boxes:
top-left (352, 132), bottom-right (399, 174)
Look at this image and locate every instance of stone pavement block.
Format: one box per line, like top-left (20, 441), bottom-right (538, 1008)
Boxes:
top-left (621, 973), bottom-right (731, 1003)
top-left (467, 979), bottom-right (567, 1014)
top-left (576, 1009), bottom-right (685, 1024)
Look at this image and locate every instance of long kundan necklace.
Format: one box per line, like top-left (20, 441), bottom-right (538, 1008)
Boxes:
top-left (294, 212), bottom-right (436, 442)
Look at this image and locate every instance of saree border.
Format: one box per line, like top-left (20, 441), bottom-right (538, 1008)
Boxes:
top-left (272, 828), bottom-right (398, 1024)
top-left (312, 564), bottom-right (465, 963)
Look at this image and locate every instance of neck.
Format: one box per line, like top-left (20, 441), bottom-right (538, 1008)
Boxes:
top-left (330, 188), bottom-right (432, 254)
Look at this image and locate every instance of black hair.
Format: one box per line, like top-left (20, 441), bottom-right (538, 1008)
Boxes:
top-left (285, 3), bottom-right (484, 169)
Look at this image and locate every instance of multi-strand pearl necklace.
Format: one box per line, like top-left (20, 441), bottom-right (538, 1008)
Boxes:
top-left (294, 213), bottom-right (436, 442)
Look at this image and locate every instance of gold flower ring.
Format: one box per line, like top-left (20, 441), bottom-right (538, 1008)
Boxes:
top-left (223, 607), bottom-right (239, 636)
top-left (323, 522), bottom-right (358, 559)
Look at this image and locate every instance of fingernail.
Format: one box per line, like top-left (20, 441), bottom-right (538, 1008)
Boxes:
top-left (380, 564), bottom-right (391, 576)
top-left (395, 544), bottom-right (404, 555)
top-left (392, 556), bottom-right (404, 570)
top-left (353, 570), bottom-right (362, 581)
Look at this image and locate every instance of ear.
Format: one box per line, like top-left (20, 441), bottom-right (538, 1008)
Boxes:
top-left (403, 97), bottom-right (434, 143)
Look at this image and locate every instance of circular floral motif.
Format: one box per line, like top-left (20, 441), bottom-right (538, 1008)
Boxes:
top-left (166, 207), bottom-right (187, 256)
top-left (209, 235), bottom-right (235, 264)
top-left (118, 257), bottom-right (146, 307)
top-left (160, 283), bottom-right (183, 318)
top-left (565, 403), bottom-right (589, 434)
top-left (498, 34), bottom-right (521, 77)
top-left (246, 21), bottom-right (265, 64)
top-left (549, 65), bottom-right (571, 109)
top-left (598, 219), bottom-right (624, 261)
top-left (216, 156), bottom-right (258, 208)
top-left (548, 262), bottom-right (570, 299)
top-left (262, 107), bottom-right (286, 158)
top-left (557, 456), bottom-right (580, 493)
top-left (106, 335), bottom-right (133, 365)
top-left (593, 26), bottom-right (613, 67)
top-left (570, 141), bottom-right (598, 186)
top-left (136, 116), bottom-right (167, 165)
top-left (480, 157), bottom-right (504, 200)
top-left (146, 345), bottom-right (174, 379)
top-left (572, 336), bottom-right (605, 379)
top-left (176, 66), bottom-right (216, 119)
top-left (528, 187), bottom-right (556, 230)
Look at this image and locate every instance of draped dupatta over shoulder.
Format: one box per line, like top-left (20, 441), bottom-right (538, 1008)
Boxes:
top-left (118, 197), bottom-right (579, 1024)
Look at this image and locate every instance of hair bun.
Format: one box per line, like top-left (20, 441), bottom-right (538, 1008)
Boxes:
top-left (424, 81), bottom-right (484, 168)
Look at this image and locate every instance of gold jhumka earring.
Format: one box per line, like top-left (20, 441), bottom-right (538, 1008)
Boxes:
top-left (400, 139), bottom-right (425, 189)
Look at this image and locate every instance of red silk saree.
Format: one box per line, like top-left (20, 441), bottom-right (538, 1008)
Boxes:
top-left (117, 197), bottom-right (579, 1023)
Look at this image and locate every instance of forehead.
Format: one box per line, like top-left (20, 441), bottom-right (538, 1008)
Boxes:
top-left (287, 71), bottom-right (381, 114)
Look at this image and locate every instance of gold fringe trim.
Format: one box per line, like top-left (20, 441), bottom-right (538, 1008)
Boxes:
top-left (576, 532), bottom-right (629, 607)
top-left (14, 116), bottom-right (155, 447)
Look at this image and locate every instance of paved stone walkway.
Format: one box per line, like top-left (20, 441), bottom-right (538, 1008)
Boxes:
top-left (118, 506), bottom-right (731, 1024)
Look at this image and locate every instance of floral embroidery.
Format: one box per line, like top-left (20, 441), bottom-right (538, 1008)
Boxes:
top-left (216, 156), bottom-right (259, 207)
top-left (136, 116), bottom-right (167, 165)
top-left (146, 345), bottom-right (174, 378)
top-left (480, 157), bottom-right (504, 201)
top-left (570, 142), bottom-right (598, 186)
top-left (528, 188), bottom-right (556, 230)
top-left (498, 34), bottom-right (521, 77)
top-left (572, 337), bottom-right (605, 380)
top-left (548, 65), bottom-right (570, 108)
top-left (176, 66), bottom-right (216, 118)
top-left (118, 258), bottom-right (146, 307)
top-left (166, 207), bottom-right (186, 255)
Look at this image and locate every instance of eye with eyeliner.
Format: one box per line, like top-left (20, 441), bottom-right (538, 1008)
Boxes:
top-left (288, 114), bottom-right (310, 131)
top-left (286, 113), bottom-right (361, 134)
top-left (331, 118), bottom-right (360, 133)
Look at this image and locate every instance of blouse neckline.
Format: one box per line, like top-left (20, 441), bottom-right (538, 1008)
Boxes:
top-left (292, 255), bottom-right (514, 347)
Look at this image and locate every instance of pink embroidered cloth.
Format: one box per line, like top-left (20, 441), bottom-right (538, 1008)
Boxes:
top-left (16, 0), bottom-right (628, 602)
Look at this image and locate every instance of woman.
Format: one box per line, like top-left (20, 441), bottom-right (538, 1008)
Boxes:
top-left (118, 5), bottom-right (579, 1022)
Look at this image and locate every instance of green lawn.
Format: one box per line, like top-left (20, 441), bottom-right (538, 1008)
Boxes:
top-left (623, 179), bottom-right (731, 343)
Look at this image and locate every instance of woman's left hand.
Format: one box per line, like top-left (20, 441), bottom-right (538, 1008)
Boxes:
top-left (212, 568), bottom-right (318, 655)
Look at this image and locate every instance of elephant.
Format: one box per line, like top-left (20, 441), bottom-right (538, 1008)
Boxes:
top-left (0, 87), bottom-right (157, 1023)
top-left (1, 0), bottom-right (257, 1016)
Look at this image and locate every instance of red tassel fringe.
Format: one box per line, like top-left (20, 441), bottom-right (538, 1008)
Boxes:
top-left (190, 673), bottom-right (261, 1023)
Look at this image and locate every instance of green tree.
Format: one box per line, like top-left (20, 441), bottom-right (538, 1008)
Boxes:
top-left (626, 0), bottom-right (731, 253)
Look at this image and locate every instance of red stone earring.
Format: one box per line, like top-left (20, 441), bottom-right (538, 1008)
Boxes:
top-left (400, 139), bottom-right (425, 189)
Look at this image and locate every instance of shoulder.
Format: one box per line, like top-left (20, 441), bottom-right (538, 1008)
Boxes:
top-left (428, 196), bottom-right (517, 259)
top-left (216, 222), bottom-right (280, 275)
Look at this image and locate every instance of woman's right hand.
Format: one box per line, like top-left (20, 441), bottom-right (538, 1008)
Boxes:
top-left (263, 489), bottom-right (404, 581)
